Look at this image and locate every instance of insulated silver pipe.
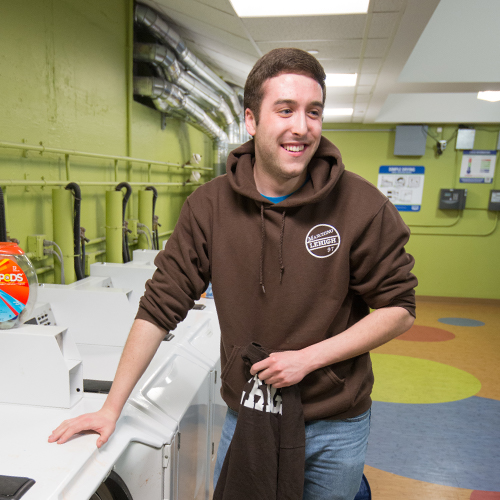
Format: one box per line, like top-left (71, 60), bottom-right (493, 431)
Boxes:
top-left (134, 4), bottom-right (241, 120)
top-left (134, 43), bottom-right (235, 126)
top-left (133, 76), bottom-right (229, 145)
top-left (229, 84), bottom-right (250, 144)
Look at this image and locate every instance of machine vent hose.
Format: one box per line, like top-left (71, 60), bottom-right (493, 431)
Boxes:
top-left (65, 182), bottom-right (85, 280)
top-left (115, 182), bottom-right (133, 263)
top-left (0, 187), bottom-right (7, 242)
top-left (145, 186), bottom-right (159, 250)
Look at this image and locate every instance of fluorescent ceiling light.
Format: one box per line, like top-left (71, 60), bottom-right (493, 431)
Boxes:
top-left (325, 74), bottom-right (357, 87)
top-left (477, 91), bottom-right (500, 102)
top-left (229, 0), bottom-right (369, 17)
top-left (323, 108), bottom-right (354, 116)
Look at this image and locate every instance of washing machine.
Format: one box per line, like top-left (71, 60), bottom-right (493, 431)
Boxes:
top-left (1, 285), bottom-right (225, 499)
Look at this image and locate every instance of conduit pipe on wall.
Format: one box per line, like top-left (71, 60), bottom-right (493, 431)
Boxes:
top-left (65, 182), bottom-right (85, 280)
top-left (133, 43), bottom-right (235, 127)
top-left (145, 186), bottom-right (160, 250)
top-left (106, 191), bottom-right (123, 264)
top-left (134, 3), bottom-right (241, 120)
top-left (0, 180), bottom-right (202, 188)
top-left (0, 140), bottom-right (212, 171)
top-left (52, 189), bottom-right (76, 284)
top-left (115, 183), bottom-right (133, 263)
top-left (138, 190), bottom-right (153, 250)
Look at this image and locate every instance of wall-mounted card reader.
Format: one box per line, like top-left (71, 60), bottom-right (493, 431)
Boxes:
top-left (439, 189), bottom-right (467, 210)
top-left (488, 190), bottom-right (500, 211)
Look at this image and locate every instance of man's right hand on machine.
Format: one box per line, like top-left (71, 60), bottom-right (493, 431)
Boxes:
top-left (48, 406), bottom-right (120, 448)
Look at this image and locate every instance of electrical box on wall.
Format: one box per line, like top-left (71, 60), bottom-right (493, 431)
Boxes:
top-left (456, 128), bottom-right (476, 150)
top-left (394, 125), bottom-right (428, 156)
top-left (439, 189), bottom-right (467, 210)
top-left (488, 190), bottom-right (500, 211)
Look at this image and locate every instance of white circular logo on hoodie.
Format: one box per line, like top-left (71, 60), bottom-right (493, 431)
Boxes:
top-left (305, 224), bottom-right (341, 258)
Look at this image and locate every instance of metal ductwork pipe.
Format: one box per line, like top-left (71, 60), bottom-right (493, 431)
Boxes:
top-left (133, 76), bottom-right (228, 143)
top-left (135, 4), bottom-right (241, 120)
top-left (134, 43), bottom-right (235, 127)
top-left (134, 76), bottom-right (229, 176)
top-left (231, 85), bottom-right (252, 144)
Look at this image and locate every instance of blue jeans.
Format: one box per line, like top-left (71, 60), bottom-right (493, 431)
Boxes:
top-left (214, 407), bottom-right (371, 500)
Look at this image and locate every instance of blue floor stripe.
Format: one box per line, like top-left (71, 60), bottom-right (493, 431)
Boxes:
top-left (366, 396), bottom-right (500, 491)
top-left (438, 317), bottom-right (485, 327)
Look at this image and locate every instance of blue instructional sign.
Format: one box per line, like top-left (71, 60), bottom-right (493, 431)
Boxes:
top-left (377, 166), bottom-right (425, 212)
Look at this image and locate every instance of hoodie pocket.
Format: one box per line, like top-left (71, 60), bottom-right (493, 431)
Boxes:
top-left (220, 345), bottom-right (248, 405)
top-left (299, 365), bottom-right (351, 415)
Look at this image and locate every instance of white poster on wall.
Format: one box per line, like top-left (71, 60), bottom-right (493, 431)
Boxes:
top-left (460, 150), bottom-right (496, 183)
top-left (377, 166), bottom-right (425, 212)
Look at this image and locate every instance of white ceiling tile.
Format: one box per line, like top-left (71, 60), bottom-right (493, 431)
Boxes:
top-left (356, 85), bottom-right (373, 95)
top-left (361, 58), bottom-right (383, 72)
top-left (371, 0), bottom-right (404, 13)
top-left (323, 115), bottom-right (354, 123)
top-left (325, 87), bottom-right (356, 97)
top-left (163, 12), bottom-right (253, 54)
top-left (364, 38), bottom-right (390, 57)
top-left (180, 28), bottom-right (259, 60)
top-left (196, 48), bottom-right (255, 82)
top-left (242, 14), bottom-right (367, 42)
top-left (151, 0), bottom-right (242, 36)
top-left (194, 0), bottom-right (236, 15)
top-left (358, 74), bottom-right (378, 86)
top-left (174, 26), bottom-right (258, 59)
top-left (257, 39), bottom-right (363, 59)
top-left (354, 94), bottom-right (371, 103)
top-left (319, 59), bottom-right (362, 73)
top-left (324, 95), bottom-right (355, 106)
top-left (368, 12), bottom-right (400, 38)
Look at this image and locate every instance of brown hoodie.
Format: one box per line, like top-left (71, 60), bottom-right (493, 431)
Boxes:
top-left (136, 136), bottom-right (417, 420)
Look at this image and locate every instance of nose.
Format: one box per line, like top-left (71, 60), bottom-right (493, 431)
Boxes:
top-left (291, 111), bottom-right (308, 136)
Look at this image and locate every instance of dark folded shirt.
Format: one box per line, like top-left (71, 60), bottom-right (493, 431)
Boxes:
top-left (213, 343), bottom-right (305, 500)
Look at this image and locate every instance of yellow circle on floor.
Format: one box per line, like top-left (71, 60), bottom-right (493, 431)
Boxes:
top-left (371, 353), bottom-right (481, 404)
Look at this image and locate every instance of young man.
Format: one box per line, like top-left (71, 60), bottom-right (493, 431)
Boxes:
top-left (50, 48), bottom-right (417, 500)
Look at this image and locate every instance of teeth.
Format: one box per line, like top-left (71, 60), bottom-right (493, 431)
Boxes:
top-left (284, 144), bottom-right (304, 152)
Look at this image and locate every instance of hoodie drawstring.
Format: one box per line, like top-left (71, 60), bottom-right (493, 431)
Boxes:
top-left (279, 210), bottom-right (286, 283)
top-left (260, 204), bottom-right (266, 293)
top-left (259, 205), bottom-right (287, 292)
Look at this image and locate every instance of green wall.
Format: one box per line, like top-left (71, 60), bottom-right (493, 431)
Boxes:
top-left (323, 124), bottom-right (500, 300)
top-left (0, 0), bottom-right (213, 283)
top-left (1, 2), bottom-right (498, 299)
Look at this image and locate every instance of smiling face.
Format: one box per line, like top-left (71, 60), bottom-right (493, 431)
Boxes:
top-left (245, 72), bottom-right (324, 197)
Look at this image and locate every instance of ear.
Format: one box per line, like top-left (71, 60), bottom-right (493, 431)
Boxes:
top-left (245, 108), bottom-right (257, 137)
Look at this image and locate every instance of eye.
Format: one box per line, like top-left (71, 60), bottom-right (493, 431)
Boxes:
top-left (278, 108), bottom-right (293, 116)
top-left (308, 109), bottom-right (322, 118)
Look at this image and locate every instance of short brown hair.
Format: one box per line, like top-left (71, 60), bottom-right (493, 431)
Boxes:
top-left (244, 48), bottom-right (326, 123)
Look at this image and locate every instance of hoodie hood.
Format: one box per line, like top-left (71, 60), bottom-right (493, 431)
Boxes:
top-left (227, 136), bottom-right (345, 208)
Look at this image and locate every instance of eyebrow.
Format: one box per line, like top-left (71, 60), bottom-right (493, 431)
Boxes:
top-left (273, 99), bottom-right (324, 109)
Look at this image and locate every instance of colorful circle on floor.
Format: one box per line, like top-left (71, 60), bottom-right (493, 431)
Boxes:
top-left (366, 396), bottom-right (500, 491)
top-left (470, 491), bottom-right (500, 499)
top-left (371, 353), bottom-right (481, 404)
top-left (438, 317), bottom-right (485, 327)
top-left (397, 325), bottom-right (455, 342)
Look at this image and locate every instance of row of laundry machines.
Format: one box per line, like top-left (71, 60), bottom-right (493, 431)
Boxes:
top-left (0, 249), bottom-right (226, 500)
